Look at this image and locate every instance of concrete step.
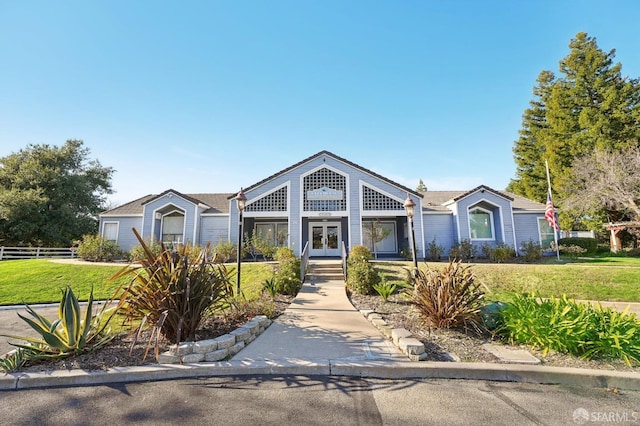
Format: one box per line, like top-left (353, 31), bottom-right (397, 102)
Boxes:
top-left (305, 261), bottom-right (345, 281)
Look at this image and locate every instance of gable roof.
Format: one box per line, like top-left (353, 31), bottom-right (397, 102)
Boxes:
top-left (227, 150), bottom-right (423, 200)
top-left (421, 188), bottom-right (546, 213)
top-left (452, 185), bottom-right (514, 202)
top-left (142, 189), bottom-right (211, 208)
top-left (101, 192), bottom-right (234, 216)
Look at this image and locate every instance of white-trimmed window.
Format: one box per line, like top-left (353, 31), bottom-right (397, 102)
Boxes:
top-left (468, 207), bottom-right (494, 240)
top-left (538, 218), bottom-right (555, 249)
top-left (102, 222), bottom-right (119, 242)
top-left (255, 222), bottom-right (288, 247)
top-left (362, 220), bottom-right (397, 253)
top-left (162, 211), bottom-right (185, 244)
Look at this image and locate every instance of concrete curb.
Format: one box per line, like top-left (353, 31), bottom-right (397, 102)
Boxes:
top-left (1, 359), bottom-right (638, 391)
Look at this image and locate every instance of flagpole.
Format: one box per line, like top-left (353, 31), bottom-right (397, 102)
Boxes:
top-left (545, 160), bottom-right (560, 261)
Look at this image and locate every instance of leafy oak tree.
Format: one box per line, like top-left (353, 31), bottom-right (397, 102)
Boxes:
top-left (0, 140), bottom-right (114, 246)
top-left (508, 32), bottom-right (640, 229)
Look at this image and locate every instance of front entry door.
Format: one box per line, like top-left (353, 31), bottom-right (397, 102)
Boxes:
top-left (309, 222), bottom-right (341, 257)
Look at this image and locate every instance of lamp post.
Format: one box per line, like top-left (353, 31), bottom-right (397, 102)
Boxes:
top-left (235, 188), bottom-right (247, 296)
top-left (403, 193), bottom-right (418, 275)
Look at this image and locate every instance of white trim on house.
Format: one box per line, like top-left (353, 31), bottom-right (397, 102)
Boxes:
top-left (467, 205), bottom-right (496, 241)
top-left (102, 221), bottom-right (119, 241)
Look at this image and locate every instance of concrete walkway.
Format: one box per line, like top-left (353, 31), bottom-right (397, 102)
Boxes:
top-left (232, 279), bottom-right (405, 364)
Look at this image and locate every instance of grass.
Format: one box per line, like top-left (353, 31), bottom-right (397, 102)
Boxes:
top-left (0, 259), bottom-right (275, 306)
top-left (373, 257), bottom-right (640, 304)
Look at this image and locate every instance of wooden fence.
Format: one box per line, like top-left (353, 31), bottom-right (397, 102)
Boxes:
top-left (0, 246), bottom-right (77, 260)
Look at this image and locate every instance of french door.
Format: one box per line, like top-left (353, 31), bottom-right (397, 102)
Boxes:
top-left (309, 222), bottom-right (341, 257)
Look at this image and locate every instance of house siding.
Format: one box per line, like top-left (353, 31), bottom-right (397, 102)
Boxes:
top-left (200, 216), bottom-right (230, 247)
top-left (142, 193), bottom-right (198, 245)
top-left (454, 191), bottom-right (516, 251)
top-left (422, 213), bottom-right (455, 257)
top-left (101, 152), bottom-right (549, 260)
top-left (100, 217), bottom-right (143, 252)
top-left (513, 213), bottom-right (545, 253)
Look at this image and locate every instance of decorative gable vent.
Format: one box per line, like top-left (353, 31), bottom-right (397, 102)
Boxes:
top-left (303, 168), bottom-right (347, 211)
top-left (362, 186), bottom-right (403, 210)
top-left (245, 186), bottom-right (288, 212)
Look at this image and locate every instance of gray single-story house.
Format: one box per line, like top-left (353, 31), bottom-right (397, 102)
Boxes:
top-left (99, 151), bottom-right (555, 258)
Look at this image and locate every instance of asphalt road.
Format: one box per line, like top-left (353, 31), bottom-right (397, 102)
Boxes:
top-left (1, 376), bottom-right (639, 425)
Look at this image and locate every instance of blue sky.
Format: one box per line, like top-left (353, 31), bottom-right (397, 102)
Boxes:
top-left (1, 1), bottom-right (639, 206)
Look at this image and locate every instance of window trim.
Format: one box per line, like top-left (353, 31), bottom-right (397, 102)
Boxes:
top-left (254, 221), bottom-right (289, 247)
top-left (161, 210), bottom-right (186, 245)
top-left (362, 220), bottom-right (398, 253)
top-left (537, 217), bottom-right (555, 249)
top-left (468, 206), bottom-right (495, 241)
top-left (102, 221), bottom-right (119, 242)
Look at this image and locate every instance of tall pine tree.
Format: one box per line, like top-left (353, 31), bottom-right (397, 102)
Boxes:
top-left (508, 32), bottom-right (640, 229)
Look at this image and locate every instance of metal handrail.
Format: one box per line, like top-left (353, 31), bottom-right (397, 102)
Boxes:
top-left (300, 241), bottom-right (310, 282)
top-left (341, 242), bottom-right (348, 280)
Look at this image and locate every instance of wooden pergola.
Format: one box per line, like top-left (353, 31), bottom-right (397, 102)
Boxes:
top-left (603, 221), bottom-right (640, 252)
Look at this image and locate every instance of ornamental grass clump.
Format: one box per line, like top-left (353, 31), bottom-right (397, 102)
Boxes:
top-left (410, 260), bottom-right (485, 331)
top-left (498, 293), bottom-right (640, 366)
top-left (111, 228), bottom-right (234, 345)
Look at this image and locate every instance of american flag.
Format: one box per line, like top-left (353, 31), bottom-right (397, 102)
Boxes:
top-left (545, 190), bottom-right (559, 230)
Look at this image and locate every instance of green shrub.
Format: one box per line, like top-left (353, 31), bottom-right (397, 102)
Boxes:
top-left (213, 239), bottom-right (237, 263)
top-left (262, 276), bottom-right (278, 298)
top-left (274, 246), bottom-right (296, 262)
top-left (243, 231), bottom-right (278, 261)
top-left (75, 234), bottom-right (123, 262)
top-left (449, 239), bottom-right (475, 261)
top-left (129, 238), bottom-right (163, 262)
top-left (426, 237), bottom-right (444, 261)
top-left (372, 274), bottom-right (396, 301)
top-left (490, 244), bottom-right (516, 263)
top-left (0, 286), bottom-right (116, 362)
top-left (559, 244), bottom-right (588, 257)
top-left (411, 260), bottom-right (485, 331)
top-left (497, 293), bottom-right (640, 366)
top-left (349, 244), bottom-right (373, 262)
top-left (346, 245), bottom-right (379, 295)
top-left (520, 239), bottom-right (542, 263)
top-left (274, 253), bottom-right (302, 295)
top-left (112, 229), bottom-right (234, 344)
top-left (557, 237), bottom-right (597, 255)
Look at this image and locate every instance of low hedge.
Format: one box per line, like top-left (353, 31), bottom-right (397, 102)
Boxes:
top-left (557, 237), bottom-right (597, 255)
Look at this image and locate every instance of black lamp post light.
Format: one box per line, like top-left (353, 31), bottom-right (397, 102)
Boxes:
top-left (235, 188), bottom-right (247, 296)
top-left (403, 193), bottom-right (418, 275)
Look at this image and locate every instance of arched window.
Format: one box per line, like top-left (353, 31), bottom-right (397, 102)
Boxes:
top-left (468, 207), bottom-right (494, 240)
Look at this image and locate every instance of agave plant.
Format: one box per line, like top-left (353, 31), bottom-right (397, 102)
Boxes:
top-left (1, 286), bottom-right (116, 359)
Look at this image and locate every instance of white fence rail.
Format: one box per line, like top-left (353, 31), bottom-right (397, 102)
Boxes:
top-left (0, 246), bottom-right (77, 260)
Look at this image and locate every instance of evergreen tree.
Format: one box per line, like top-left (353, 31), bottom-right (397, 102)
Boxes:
top-left (416, 179), bottom-right (427, 192)
top-left (508, 32), bottom-right (640, 228)
top-left (0, 140), bottom-right (114, 246)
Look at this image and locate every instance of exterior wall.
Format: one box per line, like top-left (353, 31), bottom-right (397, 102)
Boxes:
top-left (142, 193), bottom-right (198, 245)
top-left (200, 215), bottom-right (230, 246)
top-left (99, 216), bottom-right (143, 252)
top-left (233, 153), bottom-right (419, 257)
top-left (454, 191), bottom-right (516, 251)
top-left (513, 213), bottom-right (546, 253)
top-left (422, 213), bottom-right (455, 257)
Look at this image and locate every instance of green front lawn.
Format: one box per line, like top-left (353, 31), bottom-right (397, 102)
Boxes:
top-left (374, 258), bottom-right (640, 303)
top-left (0, 259), bottom-right (274, 305)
